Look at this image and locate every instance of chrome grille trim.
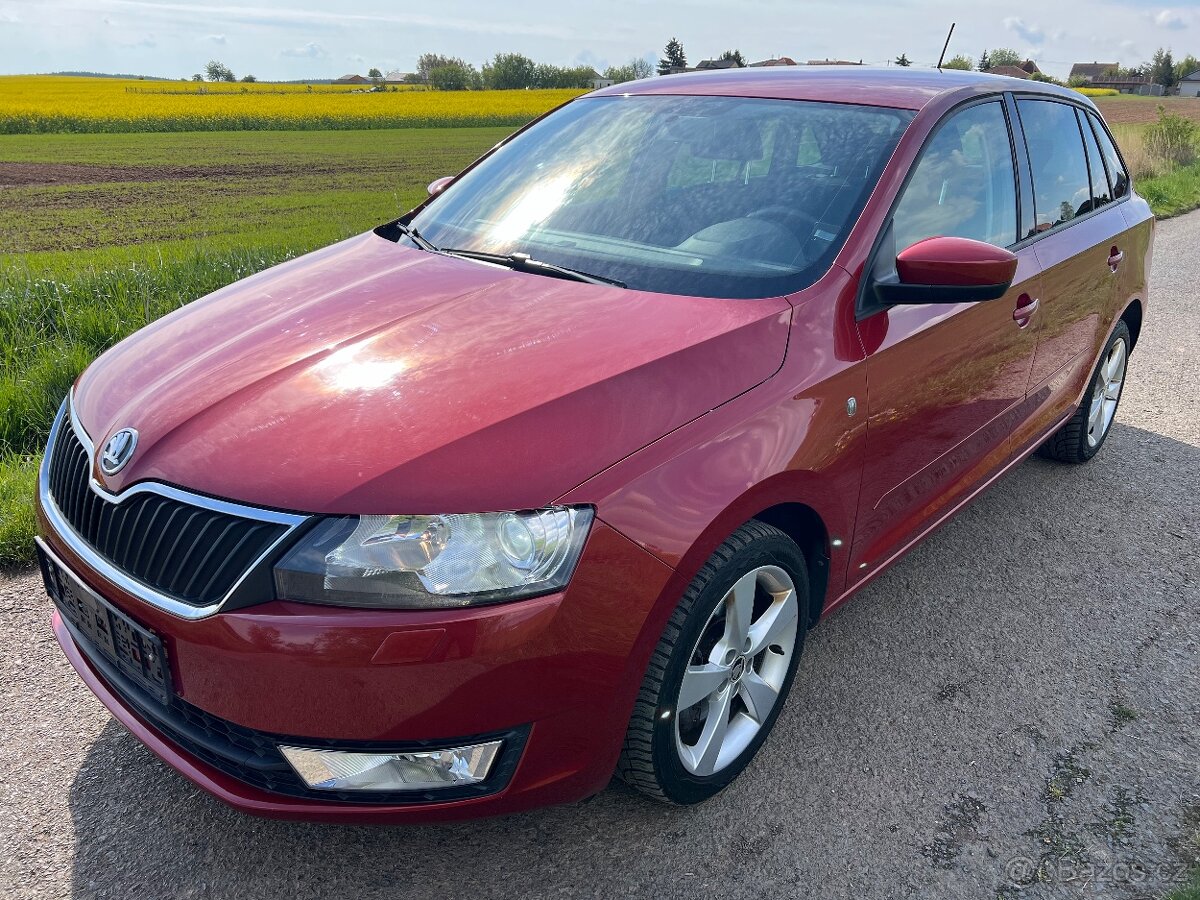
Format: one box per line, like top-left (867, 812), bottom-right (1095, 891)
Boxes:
top-left (38, 395), bottom-right (309, 620)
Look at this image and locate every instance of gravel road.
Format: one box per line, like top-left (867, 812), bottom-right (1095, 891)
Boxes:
top-left (1, 212), bottom-right (1197, 900)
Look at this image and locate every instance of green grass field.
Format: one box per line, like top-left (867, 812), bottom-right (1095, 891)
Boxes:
top-left (0, 126), bottom-right (508, 565)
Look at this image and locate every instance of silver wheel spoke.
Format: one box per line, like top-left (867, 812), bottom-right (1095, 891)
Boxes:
top-left (687, 687), bottom-right (732, 776)
top-left (747, 591), bottom-right (798, 656)
top-left (724, 570), bottom-right (757, 649)
top-left (1088, 393), bottom-right (1104, 432)
top-left (1109, 342), bottom-right (1126, 381)
top-left (1105, 379), bottom-right (1123, 401)
top-left (739, 669), bottom-right (779, 724)
top-left (678, 662), bottom-right (728, 711)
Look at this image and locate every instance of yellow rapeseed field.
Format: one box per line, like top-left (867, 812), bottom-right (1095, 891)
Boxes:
top-left (0, 75), bottom-right (585, 133)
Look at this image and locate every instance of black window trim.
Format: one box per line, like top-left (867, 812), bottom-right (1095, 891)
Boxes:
top-left (1074, 106), bottom-right (1111, 210)
top-left (1008, 93), bottom-right (1130, 251)
top-left (1082, 107), bottom-right (1131, 202)
top-left (855, 92), bottom-right (1022, 320)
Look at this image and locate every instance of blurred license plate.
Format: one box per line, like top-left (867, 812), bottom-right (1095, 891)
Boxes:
top-left (37, 539), bottom-right (172, 704)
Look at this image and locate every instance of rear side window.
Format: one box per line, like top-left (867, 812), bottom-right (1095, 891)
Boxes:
top-left (1078, 109), bottom-right (1112, 210)
top-left (1017, 99), bottom-right (1092, 234)
top-left (892, 101), bottom-right (1017, 250)
top-left (1087, 112), bottom-right (1130, 199)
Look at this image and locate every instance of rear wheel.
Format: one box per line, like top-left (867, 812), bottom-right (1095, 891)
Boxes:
top-left (1038, 320), bottom-right (1130, 464)
top-left (617, 521), bottom-right (809, 804)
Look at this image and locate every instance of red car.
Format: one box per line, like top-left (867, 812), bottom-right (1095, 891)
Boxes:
top-left (36, 67), bottom-right (1151, 822)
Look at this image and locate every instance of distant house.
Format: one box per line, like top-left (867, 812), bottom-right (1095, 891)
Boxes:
top-left (748, 57), bottom-right (797, 67)
top-left (334, 74), bottom-right (371, 85)
top-left (383, 71), bottom-right (412, 84)
top-left (988, 65), bottom-right (1032, 80)
top-left (1069, 61), bottom-right (1119, 83)
top-left (695, 58), bottom-right (741, 70)
top-left (587, 70), bottom-right (615, 89)
top-left (806, 58), bottom-right (862, 66)
top-left (1179, 69), bottom-right (1200, 97)
top-left (1089, 74), bottom-right (1164, 96)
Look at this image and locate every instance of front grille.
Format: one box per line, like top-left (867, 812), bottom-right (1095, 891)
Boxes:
top-left (66, 615), bottom-right (527, 805)
top-left (46, 420), bottom-right (288, 608)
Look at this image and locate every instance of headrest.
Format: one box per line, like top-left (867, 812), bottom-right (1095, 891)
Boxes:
top-left (659, 114), bottom-right (764, 161)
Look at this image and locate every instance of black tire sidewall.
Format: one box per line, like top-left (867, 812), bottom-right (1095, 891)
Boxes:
top-left (649, 533), bottom-right (809, 805)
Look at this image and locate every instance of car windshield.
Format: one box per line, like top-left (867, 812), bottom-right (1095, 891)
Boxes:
top-left (410, 95), bottom-right (913, 299)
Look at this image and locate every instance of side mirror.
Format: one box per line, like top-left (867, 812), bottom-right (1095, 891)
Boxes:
top-left (427, 176), bottom-right (455, 197)
top-left (874, 236), bottom-right (1018, 305)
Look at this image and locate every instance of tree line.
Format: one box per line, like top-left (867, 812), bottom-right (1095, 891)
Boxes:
top-left (937, 46), bottom-right (1200, 89)
top-left (414, 52), bottom-right (652, 91)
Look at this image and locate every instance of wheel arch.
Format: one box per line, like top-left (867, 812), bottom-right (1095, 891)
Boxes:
top-left (750, 503), bottom-right (831, 627)
top-left (1120, 298), bottom-right (1143, 351)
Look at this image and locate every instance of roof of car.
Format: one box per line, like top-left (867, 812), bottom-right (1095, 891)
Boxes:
top-left (588, 66), bottom-right (1082, 111)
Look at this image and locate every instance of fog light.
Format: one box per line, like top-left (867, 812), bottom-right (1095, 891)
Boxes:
top-left (279, 741), bottom-right (502, 792)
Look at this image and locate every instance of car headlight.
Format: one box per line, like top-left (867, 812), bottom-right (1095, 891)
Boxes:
top-left (273, 506), bottom-right (593, 609)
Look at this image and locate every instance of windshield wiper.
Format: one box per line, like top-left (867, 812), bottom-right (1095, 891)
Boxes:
top-left (439, 249), bottom-right (626, 288)
top-left (394, 221), bottom-right (440, 253)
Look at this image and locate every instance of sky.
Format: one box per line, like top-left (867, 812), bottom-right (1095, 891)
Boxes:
top-left (0, 0), bottom-right (1195, 81)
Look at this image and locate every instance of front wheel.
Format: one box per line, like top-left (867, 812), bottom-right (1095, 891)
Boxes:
top-left (617, 521), bottom-right (809, 805)
top-left (1038, 320), bottom-right (1131, 464)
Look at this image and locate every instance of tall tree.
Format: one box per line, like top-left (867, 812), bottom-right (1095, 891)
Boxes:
top-left (987, 48), bottom-right (1022, 68)
top-left (978, 49), bottom-right (991, 71)
top-left (417, 53), bottom-right (461, 84)
top-left (1175, 53), bottom-right (1200, 82)
top-left (894, 53), bottom-right (911, 67)
top-left (483, 52), bottom-right (537, 89)
top-left (204, 60), bottom-right (234, 82)
top-left (658, 37), bottom-right (687, 75)
top-left (720, 49), bottom-right (746, 67)
top-left (1150, 47), bottom-right (1177, 88)
top-left (605, 57), bottom-right (654, 84)
top-left (941, 54), bottom-right (973, 71)
top-left (367, 67), bottom-right (382, 78)
top-left (427, 59), bottom-right (477, 90)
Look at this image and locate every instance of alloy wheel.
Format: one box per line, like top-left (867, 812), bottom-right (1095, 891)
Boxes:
top-left (674, 565), bottom-right (799, 776)
top-left (1087, 337), bottom-right (1127, 448)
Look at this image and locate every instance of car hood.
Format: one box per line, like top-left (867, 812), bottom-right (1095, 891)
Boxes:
top-left (74, 233), bottom-right (790, 514)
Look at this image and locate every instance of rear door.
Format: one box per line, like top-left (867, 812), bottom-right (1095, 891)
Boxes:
top-left (1014, 98), bottom-right (1132, 427)
top-left (849, 99), bottom-right (1043, 578)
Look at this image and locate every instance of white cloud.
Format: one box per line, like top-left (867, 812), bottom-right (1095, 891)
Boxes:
top-left (1004, 16), bottom-right (1045, 45)
top-left (1154, 9), bottom-right (1187, 30)
top-left (280, 41), bottom-right (326, 59)
top-left (206, 33), bottom-right (226, 44)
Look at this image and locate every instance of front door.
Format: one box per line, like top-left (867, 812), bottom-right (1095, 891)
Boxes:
top-left (850, 99), bottom-right (1042, 580)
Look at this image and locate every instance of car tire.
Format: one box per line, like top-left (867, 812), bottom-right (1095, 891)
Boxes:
top-left (616, 520), bottom-right (810, 805)
top-left (1038, 320), bottom-right (1131, 464)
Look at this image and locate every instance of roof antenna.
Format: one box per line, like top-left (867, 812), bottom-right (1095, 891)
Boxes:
top-left (936, 22), bottom-right (955, 70)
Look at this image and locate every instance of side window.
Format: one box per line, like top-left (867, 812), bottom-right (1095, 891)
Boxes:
top-left (892, 101), bottom-right (1017, 250)
top-left (1017, 99), bottom-right (1092, 233)
top-left (1087, 112), bottom-right (1130, 200)
top-left (1077, 109), bottom-right (1111, 210)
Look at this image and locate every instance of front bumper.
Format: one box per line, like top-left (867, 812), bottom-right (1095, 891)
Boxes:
top-left (40, 510), bottom-right (676, 822)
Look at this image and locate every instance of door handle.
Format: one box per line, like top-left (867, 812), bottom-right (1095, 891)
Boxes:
top-left (1108, 247), bottom-right (1124, 272)
top-left (1013, 295), bottom-right (1039, 327)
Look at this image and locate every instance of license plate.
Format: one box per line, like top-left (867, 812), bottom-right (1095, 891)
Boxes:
top-left (37, 541), bottom-right (173, 705)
